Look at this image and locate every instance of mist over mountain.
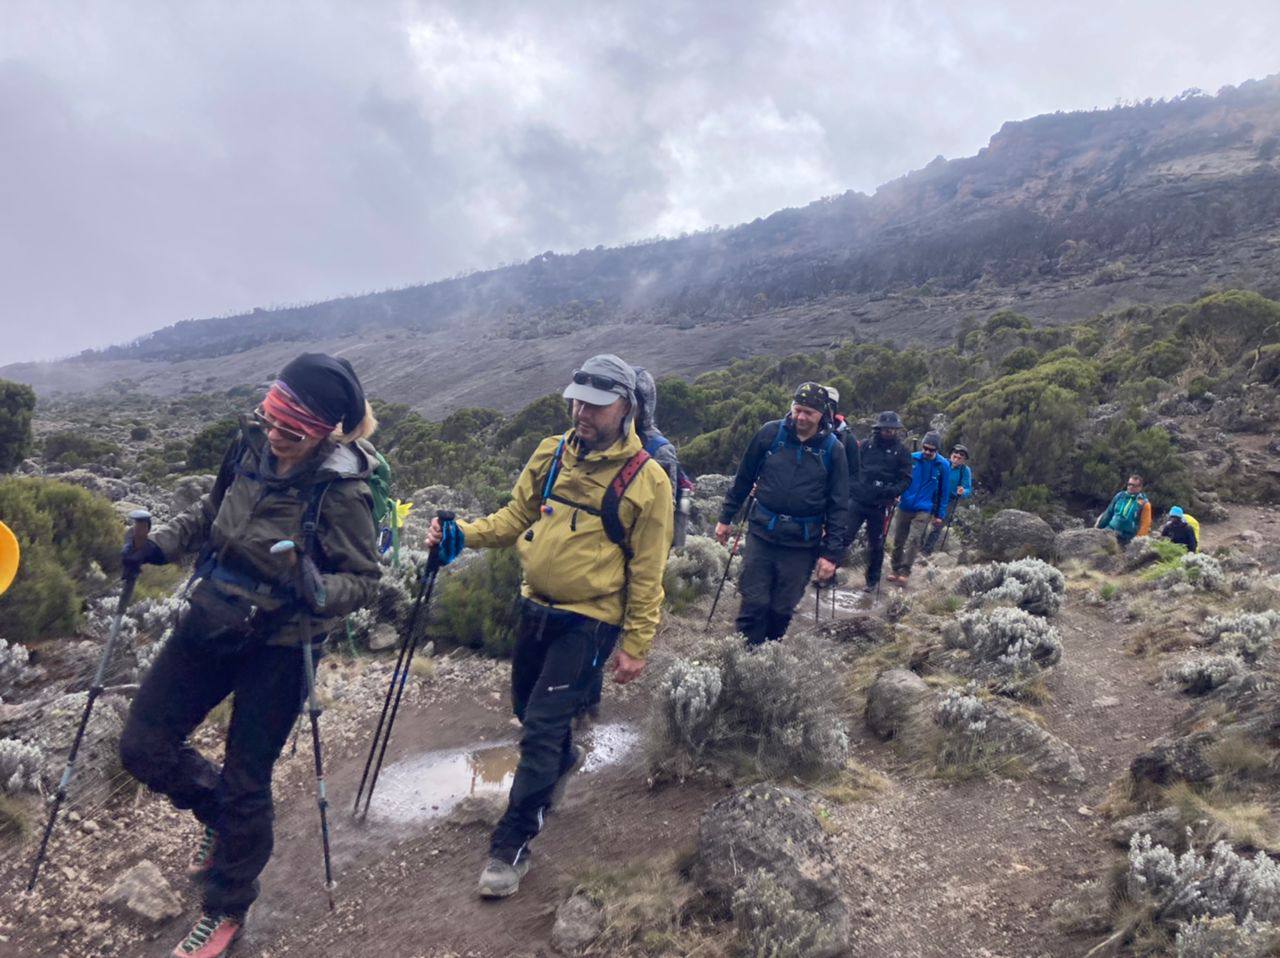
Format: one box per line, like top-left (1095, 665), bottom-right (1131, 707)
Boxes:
top-left (5, 76), bottom-right (1280, 416)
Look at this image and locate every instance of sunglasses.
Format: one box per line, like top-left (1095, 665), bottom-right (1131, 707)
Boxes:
top-left (253, 408), bottom-right (307, 443)
top-left (922, 446), bottom-right (937, 453)
top-left (572, 370), bottom-right (624, 393)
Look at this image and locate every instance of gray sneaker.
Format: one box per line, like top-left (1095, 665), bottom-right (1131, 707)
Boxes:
top-left (477, 856), bottom-right (531, 898)
top-left (548, 744), bottom-right (587, 811)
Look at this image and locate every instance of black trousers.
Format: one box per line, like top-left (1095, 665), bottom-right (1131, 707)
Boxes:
top-left (848, 503), bottom-right (890, 588)
top-left (734, 533), bottom-right (818, 645)
top-left (490, 600), bottom-right (619, 862)
top-left (119, 601), bottom-right (309, 918)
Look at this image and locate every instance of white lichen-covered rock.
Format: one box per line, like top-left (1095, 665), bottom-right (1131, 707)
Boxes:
top-left (1169, 655), bottom-right (1244, 695)
top-left (865, 669), bottom-right (932, 740)
top-left (945, 607), bottom-right (1063, 683)
top-left (0, 737), bottom-right (44, 794)
top-left (957, 558), bottom-right (1066, 617)
top-left (732, 868), bottom-right (844, 958)
top-left (933, 686), bottom-right (1085, 785)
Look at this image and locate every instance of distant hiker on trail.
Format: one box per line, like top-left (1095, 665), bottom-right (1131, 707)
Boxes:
top-left (715, 382), bottom-right (849, 644)
top-left (846, 411), bottom-right (913, 594)
top-left (823, 384), bottom-right (861, 482)
top-left (1160, 505), bottom-right (1200, 552)
top-left (887, 430), bottom-right (951, 586)
top-left (923, 443), bottom-right (972, 556)
top-left (423, 354), bottom-right (672, 900)
top-left (1096, 473), bottom-right (1153, 547)
top-left (118, 354), bottom-right (382, 958)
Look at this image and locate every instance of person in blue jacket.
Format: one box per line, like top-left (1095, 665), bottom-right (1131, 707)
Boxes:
top-left (887, 430), bottom-right (951, 585)
top-left (923, 444), bottom-right (972, 556)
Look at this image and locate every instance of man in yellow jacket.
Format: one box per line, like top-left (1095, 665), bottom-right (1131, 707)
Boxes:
top-left (425, 354), bottom-right (672, 899)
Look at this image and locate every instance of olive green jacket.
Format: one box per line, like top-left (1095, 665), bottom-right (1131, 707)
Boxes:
top-left (150, 426), bottom-right (381, 644)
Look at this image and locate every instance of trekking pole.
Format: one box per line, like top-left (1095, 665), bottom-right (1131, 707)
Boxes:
top-left (706, 496), bottom-right (753, 630)
top-left (876, 499), bottom-right (897, 599)
top-left (271, 539), bottom-right (336, 910)
top-left (353, 511), bottom-right (449, 820)
top-left (939, 497), bottom-right (959, 552)
top-left (28, 509), bottom-right (150, 892)
top-left (814, 581), bottom-right (821, 623)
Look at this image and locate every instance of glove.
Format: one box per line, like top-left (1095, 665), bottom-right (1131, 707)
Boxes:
top-left (436, 511), bottom-right (465, 567)
top-left (121, 538), bottom-right (165, 575)
top-left (287, 553), bottom-right (329, 614)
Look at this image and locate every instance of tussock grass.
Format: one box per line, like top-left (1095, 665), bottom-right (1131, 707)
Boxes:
top-left (1163, 782), bottom-right (1279, 852)
top-left (1206, 731), bottom-right (1277, 786)
top-left (816, 760), bottom-right (893, 804)
top-left (0, 793), bottom-right (30, 842)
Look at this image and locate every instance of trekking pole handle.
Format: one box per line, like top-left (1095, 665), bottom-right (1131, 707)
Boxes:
top-left (124, 509), bottom-right (152, 581)
top-left (426, 510), bottom-right (455, 575)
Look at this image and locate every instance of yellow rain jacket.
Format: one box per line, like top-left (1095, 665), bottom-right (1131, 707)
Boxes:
top-left (458, 428), bottom-right (673, 660)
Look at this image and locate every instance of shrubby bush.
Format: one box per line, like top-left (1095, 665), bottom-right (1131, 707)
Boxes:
top-left (0, 737), bottom-right (43, 794)
top-left (0, 379), bottom-right (36, 472)
top-left (663, 536), bottom-right (728, 611)
top-left (1158, 553), bottom-right (1225, 592)
top-left (1128, 833), bottom-right (1280, 930)
top-left (646, 636), bottom-right (850, 782)
top-left (424, 548), bottom-right (522, 657)
top-left (186, 416), bottom-right (239, 472)
top-left (42, 431), bottom-right (122, 468)
top-left (732, 869), bottom-right (841, 958)
top-left (1170, 655), bottom-right (1244, 695)
top-left (1202, 611), bottom-right (1280, 663)
top-left (1175, 914), bottom-right (1280, 958)
top-left (947, 607), bottom-right (1063, 683)
top-left (0, 477), bottom-right (121, 641)
top-left (0, 639), bottom-right (34, 702)
top-left (957, 558), bottom-right (1065, 616)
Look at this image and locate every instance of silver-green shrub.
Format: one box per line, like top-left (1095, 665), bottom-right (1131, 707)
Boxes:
top-left (1203, 611), bottom-right (1280, 663)
top-left (1159, 553), bottom-right (1226, 593)
top-left (957, 558), bottom-right (1065, 616)
top-left (947, 607), bottom-right (1062, 681)
top-left (1169, 654), bottom-right (1244, 695)
top-left (663, 536), bottom-right (729, 609)
top-left (1176, 915), bottom-right (1280, 958)
top-left (1128, 833), bottom-right (1280, 927)
top-left (0, 737), bottom-right (43, 794)
top-left (0, 638), bottom-right (33, 702)
top-left (646, 636), bottom-right (850, 782)
top-left (731, 868), bottom-right (840, 958)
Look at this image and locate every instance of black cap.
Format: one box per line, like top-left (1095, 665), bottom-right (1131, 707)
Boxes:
top-left (793, 382), bottom-right (829, 412)
top-left (874, 410), bottom-right (903, 430)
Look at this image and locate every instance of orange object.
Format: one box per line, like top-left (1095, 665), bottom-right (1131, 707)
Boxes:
top-left (0, 521), bottom-right (18, 597)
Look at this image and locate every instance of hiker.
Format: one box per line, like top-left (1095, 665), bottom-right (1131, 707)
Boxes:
top-left (846, 411), bottom-right (913, 593)
top-left (1096, 473), bottom-right (1152, 547)
top-left (824, 384), bottom-right (861, 482)
top-left (423, 354), bottom-right (672, 899)
top-left (1160, 505), bottom-right (1200, 552)
top-left (887, 431), bottom-right (951, 585)
top-left (633, 366), bottom-right (692, 549)
top-left (714, 382), bottom-right (849, 644)
top-left (923, 443), bottom-right (972, 556)
top-left (118, 354), bottom-right (382, 958)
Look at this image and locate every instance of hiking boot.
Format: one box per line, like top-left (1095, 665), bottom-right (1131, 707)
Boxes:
top-left (171, 914), bottom-right (243, 958)
top-left (187, 825), bottom-right (217, 880)
top-left (477, 855), bottom-right (531, 899)
top-left (548, 744), bottom-right (586, 811)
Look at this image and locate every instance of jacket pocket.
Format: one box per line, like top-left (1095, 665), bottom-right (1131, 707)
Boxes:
top-left (519, 508), bottom-right (625, 603)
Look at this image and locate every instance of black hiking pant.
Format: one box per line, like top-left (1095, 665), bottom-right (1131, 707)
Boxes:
top-left (119, 597), bottom-right (312, 918)
top-left (734, 533), bottom-right (818, 645)
top-left (848, 502), bottom-right (891, 588)
top-left (490, 600), bottom-right (619, 864)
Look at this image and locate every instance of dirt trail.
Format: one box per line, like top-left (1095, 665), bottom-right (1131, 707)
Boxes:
top-left (3, 505), bottom-right (1277, 957)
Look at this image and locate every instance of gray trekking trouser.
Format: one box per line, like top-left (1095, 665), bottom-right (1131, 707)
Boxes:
top-left (890, 508), bottom-right (933, 575)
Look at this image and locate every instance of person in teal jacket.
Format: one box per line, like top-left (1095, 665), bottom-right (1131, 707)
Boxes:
top-left (923, 444), bottom-right (972, 555)
top-left (1096, 474), bottom-right (1152, 546)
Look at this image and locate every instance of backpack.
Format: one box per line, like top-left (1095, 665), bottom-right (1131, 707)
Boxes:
top-left (539, 435), bottom-right (652, 560)
top-left (1184, 514), bottom-right (1201, 548)
top-left (765, 420), bottom-right (840, 471)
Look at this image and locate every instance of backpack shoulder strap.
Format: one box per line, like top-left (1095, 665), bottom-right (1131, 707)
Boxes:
top-left (819, 432), bottom-right (839, 471)
top-left (601, 450), bottom-right (652, 558)
top-left (302, 479), bottom-right (336, 559)
top-left (539, 435), bottom-right (570, 505)
top-left (209, 429), bottom-right (248, 513)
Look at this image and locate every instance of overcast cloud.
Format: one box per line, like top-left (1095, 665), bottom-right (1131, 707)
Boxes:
top-left (2, 0), bottom-right (1277, 363)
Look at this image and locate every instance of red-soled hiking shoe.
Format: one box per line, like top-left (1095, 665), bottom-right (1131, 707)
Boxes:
top-left (186, 826), bottom-right (217, 880)
top-left (171, 913), bottom-right (243, 957)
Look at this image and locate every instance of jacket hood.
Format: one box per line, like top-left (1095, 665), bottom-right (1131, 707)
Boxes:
top-left (633, 367), bottom-right (659, 434)
top-left (317, 440), bottom-right (375, 480)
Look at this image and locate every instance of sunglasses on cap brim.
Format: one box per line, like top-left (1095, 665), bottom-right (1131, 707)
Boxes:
top-left (571, 370), bottom-right (625, 394)
top-left (253, 408), bottom-right (308, 443)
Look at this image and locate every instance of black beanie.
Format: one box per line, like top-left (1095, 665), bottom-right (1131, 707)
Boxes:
top-left (279, 353), bottom-right (367, 433)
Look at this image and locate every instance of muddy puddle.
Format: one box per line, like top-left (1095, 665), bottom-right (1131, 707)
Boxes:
top-left (366, 722), bottom-right (641, 826)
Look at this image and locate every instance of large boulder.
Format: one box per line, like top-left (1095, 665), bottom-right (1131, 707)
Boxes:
top-left (1130, 732), bottom-right (1217, 787)
top-left (693, 786), bottom-right (850, 957)
top-left (973, 510), bottom-right (1056, 562)
top-left (1053, 528), bottom-right (1121, 569)
top-left (865, 668), bottom-right (931, 739)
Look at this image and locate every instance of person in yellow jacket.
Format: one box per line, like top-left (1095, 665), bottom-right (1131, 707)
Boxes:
top-left (425, 354), bottom-right (672, 899)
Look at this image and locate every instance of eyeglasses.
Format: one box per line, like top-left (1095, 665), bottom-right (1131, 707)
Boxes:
top-left (922, 446), bottom-right (937, 453)
top-left (572, 370), bottom-right (624, 393)
top-left (253, 408), bottom-right (307, 443)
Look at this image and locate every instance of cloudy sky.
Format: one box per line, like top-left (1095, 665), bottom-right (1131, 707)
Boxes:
top-left (2, 1), bottom-right (1277, 363)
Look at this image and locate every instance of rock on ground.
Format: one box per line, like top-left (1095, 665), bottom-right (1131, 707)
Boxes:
top-left (101, 860), bottom-right (182, 923)
top-left (1054, 528), bottom-right (1121, 569)
top-left (550, 894), bottom-right (604, 954)
top-left (693, 785), bottom-right (851, 958)
top-left (974, 510), bottom-right (1056, 562)
top-left (1130, 732), bottom-right (1217, 788)
top-left (1109, 807), bottom-right (1184, 849)
top-left (865, 668), bottom-right (932, 739)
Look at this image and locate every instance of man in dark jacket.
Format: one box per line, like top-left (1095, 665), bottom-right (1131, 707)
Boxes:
top-left (887, 430), bottom-right (951, 584)
top-left (846, 411), bottom-right (913, 593)
top-left (1160, 505), bottom-right (1199, 552)
top-left (715, 382), bottom-right (849, 644)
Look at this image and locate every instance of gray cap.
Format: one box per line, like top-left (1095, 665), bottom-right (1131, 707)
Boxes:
top-left (563, 354), bottom-right (636, 406)
top-left (922, 431), bottom-right (943, 450)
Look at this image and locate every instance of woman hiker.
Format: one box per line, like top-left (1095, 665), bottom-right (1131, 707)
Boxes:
top-left (118, 353), bottom-right (382, 958)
